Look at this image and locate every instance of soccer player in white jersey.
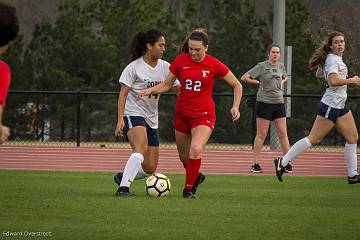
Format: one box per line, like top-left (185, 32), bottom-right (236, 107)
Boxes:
top-left (274, 31), bottom-right (360, 184)
top-left (113, 29), bottom-right (179, 196)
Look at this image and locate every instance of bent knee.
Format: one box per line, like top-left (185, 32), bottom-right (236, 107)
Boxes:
top-left (189, 145), bottom-right (204, 158)
top-left (346, 133), bottom-right (359, 144)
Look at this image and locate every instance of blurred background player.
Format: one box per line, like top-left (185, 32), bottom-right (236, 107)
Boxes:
top-left (241, 44), bottom-right (291, 173)
top-left (139, 28), bottom-right (242, 198)
top-left (114, 29), bottom-right (179, 196)
top-left (0, 2), bottom-right (19, 144)
top-left (275, 31), bottom-right (360, 184)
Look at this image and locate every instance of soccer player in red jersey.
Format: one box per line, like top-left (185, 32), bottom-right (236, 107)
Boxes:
top-left (0, 3), bottom-right (19, 144)
top-left (139, 29), bottom-right (243, 198)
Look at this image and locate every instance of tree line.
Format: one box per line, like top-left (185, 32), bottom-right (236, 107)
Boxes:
top-left (2, 0), bottom-right (358, 145)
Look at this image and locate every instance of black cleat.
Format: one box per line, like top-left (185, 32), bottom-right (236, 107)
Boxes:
top-left (250, 163), bottom-right (262, 173)
top-left (285, 163), bottom-right (293, 173)
top-left (115, 186), bottom-right (134, 197)
top-left (192, 172), bottom-right (206, 194)
top-left (274, 157), bottom-right (286, 182)
top-left (183, 188), bottom-right (196, 199)
top-left (348, 175), bottom-right (360, 184)
top-left (113, 172), bottom-right (123, 186)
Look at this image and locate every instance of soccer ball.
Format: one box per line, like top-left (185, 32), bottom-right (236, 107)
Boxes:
top-left (145, 173), bottom-right (171, 197)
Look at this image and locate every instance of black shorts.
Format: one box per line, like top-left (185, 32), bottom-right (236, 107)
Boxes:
top-left (317, 101), bottom-right (349, 123)
top-left (123, 116), bottom-right (160, 147)
top-left (256, 101), bottom-right (286, 121)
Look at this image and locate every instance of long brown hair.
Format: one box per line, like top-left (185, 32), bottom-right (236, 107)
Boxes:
top-left (308, 31), bottom-right (344, 71)
top-left (179, 28), bottom-right (209, 53)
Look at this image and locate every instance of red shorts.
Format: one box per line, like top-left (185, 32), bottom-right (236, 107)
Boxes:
top-left (174, 111), bottom-right (216, 134)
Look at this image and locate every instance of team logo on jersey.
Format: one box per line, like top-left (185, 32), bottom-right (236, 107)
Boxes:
top-left (202, 70), bottom-right (210, 77)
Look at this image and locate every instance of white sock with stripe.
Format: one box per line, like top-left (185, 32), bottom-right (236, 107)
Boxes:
top-left (344, 143), bottom-right (358, 177)
top-left (120, 153), bottom-right (144, 188)
top-left (282, 137), bottom-right (312, 166)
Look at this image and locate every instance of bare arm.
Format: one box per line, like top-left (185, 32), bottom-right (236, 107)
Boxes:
top-left (280, 74), bottom-right (288, 88)
top-left (114, 84), bottom-right (130, 137)
top-left (240, 72), bottom-right (260, 85)
top-left (171, 84), bottom-right (180, 97)
top-left (138, 72), bottom-right (177, 98)
top-left (328, 73), bottom-right (360, 86)
top-left (223, 71), bottom-right (243, 122)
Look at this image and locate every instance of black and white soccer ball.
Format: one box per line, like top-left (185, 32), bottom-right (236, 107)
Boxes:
top-left (145, 173), bottom-right (171, 197)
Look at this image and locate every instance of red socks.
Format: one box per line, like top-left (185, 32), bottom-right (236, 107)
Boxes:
top-left (185, 158), bottom-right (201, 190)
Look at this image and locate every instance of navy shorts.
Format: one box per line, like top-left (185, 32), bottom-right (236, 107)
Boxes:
top-left (256, 101), bottom-right (286, 121)
top-left (123, 116), bottom-right (160, 147)
top-left (318, 102), bottom-right (349, 123)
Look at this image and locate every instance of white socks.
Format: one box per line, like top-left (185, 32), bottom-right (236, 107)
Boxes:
top-left (134, 166), bottom-right (150, 180)
top-left (120, 153), bottom-right (144, 188)
top-left (281, 138), bottom-right (358, 177)
top-left (344, 143), bottom-right (358, 177)
top-left (282, 137), bottom-right (312, 166)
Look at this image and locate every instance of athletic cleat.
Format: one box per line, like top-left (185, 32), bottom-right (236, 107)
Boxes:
top-left (192, 172), bottom-right (206, 194)
top-left (284, 163), bottom-right (293, 173)
top-left (348, 175), bottom-right (360, 184)
top-left (115, 186), bottom-right (134, 197)
top-left (250, 163), bottom-right (262, 173)
top-left (274, 157), bottom-right (286, 182)
top-left (113, 172), bottom-right (123, 186)
top-left (183, 189), bottom-right (196, 199)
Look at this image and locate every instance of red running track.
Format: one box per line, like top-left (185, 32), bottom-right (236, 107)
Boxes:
top-left (0, 145), bottom-right (354, 176)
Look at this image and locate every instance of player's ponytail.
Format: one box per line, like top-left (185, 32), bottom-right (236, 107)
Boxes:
top-left (129, 29), bottom-right (164, 62)
top-left (129, 32), bottom-right (146, 62)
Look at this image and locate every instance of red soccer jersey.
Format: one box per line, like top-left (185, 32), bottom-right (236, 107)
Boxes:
top-left (169, 53), bottom-right (229, 117)
top-left (0, 60), bottom-right (11, 108)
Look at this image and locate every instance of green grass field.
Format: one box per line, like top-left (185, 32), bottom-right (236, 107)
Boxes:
top-left (0, 170), bottom-right (359, 240)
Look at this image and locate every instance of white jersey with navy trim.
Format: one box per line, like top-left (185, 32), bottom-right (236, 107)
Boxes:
top-left (321, 53), bottom-right (348, 109)
top-left (119, 57), bottom-right (179, 128)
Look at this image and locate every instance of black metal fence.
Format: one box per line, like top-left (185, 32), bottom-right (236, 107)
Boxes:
top-left (3, 90), bottom-right (360, 151)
